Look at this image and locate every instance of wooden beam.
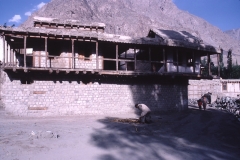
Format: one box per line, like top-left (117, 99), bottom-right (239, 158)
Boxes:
top-left (96, 42), bottom-right (99, 69)
top-left (149, 47), bottom-right (151, 71)
top-left (193, 51), bottom-right (195, 74)
top-left (207, 53), bottom-right (211, 76)
top-left (2, 36), bottom-right (5, 67)
top-left (10, 48), bottom-right (13, 66)
top-left (72, 39), bottom-right (75, 69)
top-left (134, 47), bottom-right (136, 71)
top-left (163, 48), bottom-right (166, 72)
top-left (24, 36), bottom-right (27, 68)
top-left (13, 48), bottom-right (16, 66)
top-left (6, 44), bottom-right (8, 66)
top-left (176, 49), bottom-right (179, 73)
top-left (116, 44), bottom-right (118, 71)
top-left (45, 37), bottom-right (48, 68)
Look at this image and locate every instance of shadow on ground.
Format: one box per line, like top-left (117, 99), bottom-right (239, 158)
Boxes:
top-left (90, 107), bottom-right (240, 160)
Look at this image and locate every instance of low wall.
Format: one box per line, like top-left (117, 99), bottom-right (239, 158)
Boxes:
top-left (188, 79), bottom-right (222, 101)
top-left (0, 70), bottom-right (188, 116)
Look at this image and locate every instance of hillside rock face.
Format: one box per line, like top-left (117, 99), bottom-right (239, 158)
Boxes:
top-left (22, 0), bottom-right (240, 56)
top-left (225, 28), bottom-right (240, 41)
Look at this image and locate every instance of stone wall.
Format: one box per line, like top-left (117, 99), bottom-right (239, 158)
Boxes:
top-left (188, 79), bottom-right (222, 101)
top-left (0, 70), bottom-right (188, 117)
top-left (188, 79), bottom-right (240, 100)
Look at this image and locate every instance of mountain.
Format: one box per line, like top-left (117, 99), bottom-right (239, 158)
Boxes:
top-left (225, 28), bottom-right (240, 41)
top-left (21, 0), bottom-right (240, 62)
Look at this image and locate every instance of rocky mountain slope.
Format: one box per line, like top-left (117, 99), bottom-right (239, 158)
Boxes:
top-left (22, 0), bottom-right (240, 59)
top-left (225, 28), bottom-right (240, 41)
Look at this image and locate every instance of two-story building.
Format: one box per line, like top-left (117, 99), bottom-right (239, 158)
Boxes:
top-left (0, 17), bottom-right (220, 116)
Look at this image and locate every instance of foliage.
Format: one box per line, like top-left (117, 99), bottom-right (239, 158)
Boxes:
top-left (200, 52), bottom-right (240, 79)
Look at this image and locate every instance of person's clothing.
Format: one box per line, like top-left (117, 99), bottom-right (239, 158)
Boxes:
top-left (197, 99), bottom-right (202, 110)
top-left (202, 97), bottom-right (208, 110)
top-left (140, 112), bottom-right (151, 123)
top-left (203, 93), bottom-right (211, 104)
top-left (136, 104), bottom-right (151, 123)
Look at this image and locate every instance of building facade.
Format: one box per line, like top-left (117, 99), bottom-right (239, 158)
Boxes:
top-left (0, 17), bottom-right (220, 116)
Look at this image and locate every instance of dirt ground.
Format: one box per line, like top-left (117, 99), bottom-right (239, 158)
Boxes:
top-left (0, 105), bottom-right (240, 160)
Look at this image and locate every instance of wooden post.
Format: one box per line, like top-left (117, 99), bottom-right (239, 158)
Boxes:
top-left (96, 41), bottom-right (99, 69)
top-left (24, 36), bottom-right (27, 68)
top-left (10, 48), bottom-right (13, 66)
top-left (2, 36), bottom-right (5, 67)
top-left (163, 48), bottom-right (166, 72)
top-left (217, 53), bottom-right (220, 77)
top-left (72, 39), bottom-right (75, 69)
top-left (176, 49), bottom-right (179, 73)
top-left (193, 51), bottom-right (195, 74)
top-left (125, 51), bottom-right (127, 71)
top-left (116, 44), bottom-right (118, 71)
top-left (6, 44), bottom-right (9, 66)
top-left (45, 37), bottom-right (48, 68)
top-left (13, 48), bottom-right (16, 66)
top-left (134, 47), bottom-right (136, 71)
top-left (207, 53), bottom-right (211, 76)
top-left (149, 47), bottom-right (151, 71)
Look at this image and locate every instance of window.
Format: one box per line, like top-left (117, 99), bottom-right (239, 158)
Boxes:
top-left (186, 54), bottom-right (194, 66)
top-left (222, 83), bottom-right (227, 91)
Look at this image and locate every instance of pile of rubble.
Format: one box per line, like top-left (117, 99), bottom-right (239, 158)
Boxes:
top-left (189, 95), bottom-right (240, 121)
top-left (210, 96), bottom-right (240, 119)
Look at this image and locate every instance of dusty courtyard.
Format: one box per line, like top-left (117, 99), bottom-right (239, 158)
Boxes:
top-left (0, 106), bottom-right (240, 160)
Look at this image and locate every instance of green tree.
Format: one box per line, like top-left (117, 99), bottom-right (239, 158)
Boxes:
top-left (227, 49), bottom-right (232, 78)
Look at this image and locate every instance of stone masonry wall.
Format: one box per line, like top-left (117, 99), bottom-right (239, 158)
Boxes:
top-left (188, 79), bottom-right (222, 101)
top-left (0, 71), bottom-right (188, 117)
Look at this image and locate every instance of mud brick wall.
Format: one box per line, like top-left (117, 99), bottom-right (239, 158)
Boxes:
top-left (0, 70), bottom-right (188, 117)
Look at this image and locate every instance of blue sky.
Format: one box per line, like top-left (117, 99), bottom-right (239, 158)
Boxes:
top-left (0, 0), bottom-right (239, 31)
top-left (173, 0), bottom-right (240, 31)
top-left (0, 0), bottom-right (49, 26)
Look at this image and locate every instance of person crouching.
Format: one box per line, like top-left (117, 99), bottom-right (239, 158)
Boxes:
top-left (135, 104), bottom-right (151, 123)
